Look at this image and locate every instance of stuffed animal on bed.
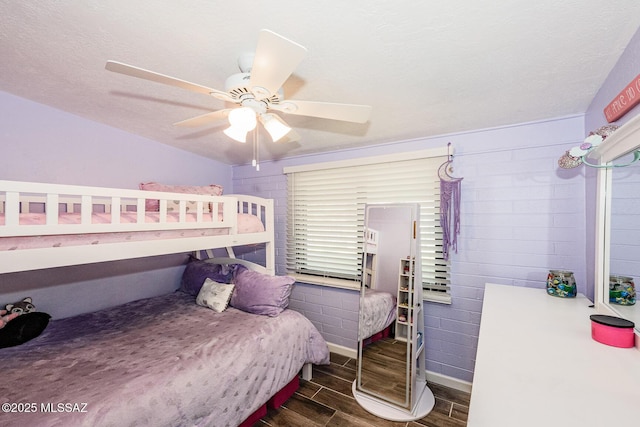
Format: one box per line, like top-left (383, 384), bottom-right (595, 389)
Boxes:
top-left (1, 296), bottom-right (35, 329)
top-left (5, 297), bottom-right (36, 315)
top-left (0, 297), bottom-right (50, 349)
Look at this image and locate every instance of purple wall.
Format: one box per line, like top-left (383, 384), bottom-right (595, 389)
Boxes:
top-left (233, 115), bottom-right (586, 383)
top-left (586, 27), bottom-right (640, 130)
top-left (0, 91), bottom-right (231, 318)
top-left (0, 91), bottom-right (231, 189)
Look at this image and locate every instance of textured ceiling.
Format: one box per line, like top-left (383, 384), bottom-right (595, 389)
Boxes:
top-left (1, 1), bottom-right (639, 165)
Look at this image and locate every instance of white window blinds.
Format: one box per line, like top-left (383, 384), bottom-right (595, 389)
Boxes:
top-left (285, 148), bottom-right (451, 298)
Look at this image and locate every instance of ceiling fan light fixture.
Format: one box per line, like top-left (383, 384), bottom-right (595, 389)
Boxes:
top-left (228, 107), bottom-right (257, 131)
top-left (223, 125), bottom-right (248, 143)
top-left (106, 29), bottom-right (372, 163)
top-left (260, 113), bottom-right (292, 142)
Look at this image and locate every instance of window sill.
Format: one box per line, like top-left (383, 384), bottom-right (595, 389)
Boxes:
top-left (289, 274), bottom-right (452, 302)
top-left (289, 273), bottom-right (360, 290)
top-left (424, 290), bottom-right (452, 304)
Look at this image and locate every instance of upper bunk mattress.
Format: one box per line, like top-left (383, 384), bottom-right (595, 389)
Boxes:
top-left (0, 211), bottom-right (264, 251)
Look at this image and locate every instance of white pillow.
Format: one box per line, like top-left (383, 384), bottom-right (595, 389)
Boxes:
top-left (196, 278), bottom-right (235, 313)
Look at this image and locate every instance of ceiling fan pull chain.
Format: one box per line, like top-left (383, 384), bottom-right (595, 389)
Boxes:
top-left (252, 130), bottom-right (257, 168)
top-left (256, 131), bottom-right (260, 171)
top-left (251, 129), bottom-right (260, 171)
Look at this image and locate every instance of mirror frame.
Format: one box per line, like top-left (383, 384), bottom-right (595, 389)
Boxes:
top-left (356, 203), bottom-right (417, 408)
top-left (353, 202), bottom-right (434, 421)
top-left (592, 113), bottom-right (640, 340)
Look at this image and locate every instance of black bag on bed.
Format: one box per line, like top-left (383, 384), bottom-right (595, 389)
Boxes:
top-left (0, 312), bottom-right (51, 348)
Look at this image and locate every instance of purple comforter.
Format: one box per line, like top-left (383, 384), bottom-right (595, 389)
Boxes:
top-left (0, 292), bottom-right (329, 427)
top-left (358, 289), bottom-right (396, 340)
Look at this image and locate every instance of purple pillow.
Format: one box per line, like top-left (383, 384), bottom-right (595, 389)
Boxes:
top-left (230, 265), bottom-right (295, 317)
top-left (180, 259), bottom-right (236, 296)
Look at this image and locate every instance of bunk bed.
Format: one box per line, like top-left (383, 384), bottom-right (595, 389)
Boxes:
top-left (0, 180), bottom-right (330, 426)
top-left (359, 228), bottom-right (397, 344)
top-left (0, 180), bottom-right (275, 274)
top-left (0, 257), bottom-right (330, 427)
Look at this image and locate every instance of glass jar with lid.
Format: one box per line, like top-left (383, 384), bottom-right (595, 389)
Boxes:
top-left (546, 270), bottom-right (577, 298)
top-left (609, 275), bottom-right (636, 305)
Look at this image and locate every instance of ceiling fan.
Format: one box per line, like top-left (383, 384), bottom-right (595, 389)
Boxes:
top-left (105, 29), bottom-right (372, 150)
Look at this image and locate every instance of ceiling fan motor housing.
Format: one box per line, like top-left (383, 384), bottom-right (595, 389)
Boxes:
top-left (224, 72), bottom-right (283, 105)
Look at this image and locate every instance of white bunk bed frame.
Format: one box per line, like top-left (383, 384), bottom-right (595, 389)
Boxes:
top-left (365, 227), bottom-right (379, 254)
top-left (0, 180), bottom-right (274, 274)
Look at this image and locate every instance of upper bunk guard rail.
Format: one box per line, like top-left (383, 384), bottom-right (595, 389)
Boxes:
top-left (364, 227), bottom-right (379, 254)
top-left (228, 193), bottom-right (273, 231)
top-left (0, 180), bottom-right (239, 237)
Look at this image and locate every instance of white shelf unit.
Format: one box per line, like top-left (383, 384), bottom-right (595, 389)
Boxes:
top-left (396, 258), bottom-right (416, 341)
top-left (395, 256), bottom-right (428, 411)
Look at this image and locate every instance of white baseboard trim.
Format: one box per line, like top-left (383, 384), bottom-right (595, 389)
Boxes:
top-left (327, 342), bottom-right (357, 359)
top-left (426, 371), bottom-right (472, 394)
top-left (325, 342), bottom-right (472, 394)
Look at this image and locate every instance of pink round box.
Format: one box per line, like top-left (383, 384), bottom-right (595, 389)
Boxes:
top-left (590, 314), bottom-right (635, 348)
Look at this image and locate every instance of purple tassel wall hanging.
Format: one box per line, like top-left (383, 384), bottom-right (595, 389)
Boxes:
top-left (439, 144), bottom-right (463, 260)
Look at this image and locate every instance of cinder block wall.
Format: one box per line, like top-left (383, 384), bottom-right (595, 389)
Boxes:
top-left (232, 114), bottom-right (586, 383)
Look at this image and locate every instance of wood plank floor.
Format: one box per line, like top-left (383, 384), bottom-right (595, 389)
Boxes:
top-left (255, 352), bottom-right (470, 427)
top-left (358, 338), bottom-right (409, 402)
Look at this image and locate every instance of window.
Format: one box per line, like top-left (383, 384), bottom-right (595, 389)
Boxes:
top-left (284, 148), bottom-right (452, 302)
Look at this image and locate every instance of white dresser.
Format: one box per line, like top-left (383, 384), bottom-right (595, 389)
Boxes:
top-left (468, 283), bottom-right (640, 427)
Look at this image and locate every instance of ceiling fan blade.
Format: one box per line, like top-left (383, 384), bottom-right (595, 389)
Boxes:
top-left (173, 109), bottom-right (232, 127)
top-left (249, 30), bottom-right (307, 100)
top-left (272, 100), bottom-right (372, 123)
top-left (105, 60), bottom-right (235, 103)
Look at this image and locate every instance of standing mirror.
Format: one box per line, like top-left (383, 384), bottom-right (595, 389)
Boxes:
top-left (594, 113), bottom-right (640, 337)
top-left (352, 203), bottom-right (435, 421)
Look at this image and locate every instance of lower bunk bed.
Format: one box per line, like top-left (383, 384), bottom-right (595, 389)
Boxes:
top-left (0, 259), bottom-right (330, 427)
top-left (359, 288), bottom-right (396, 346)
top-left (359, 228), bottom-right (397, 345)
